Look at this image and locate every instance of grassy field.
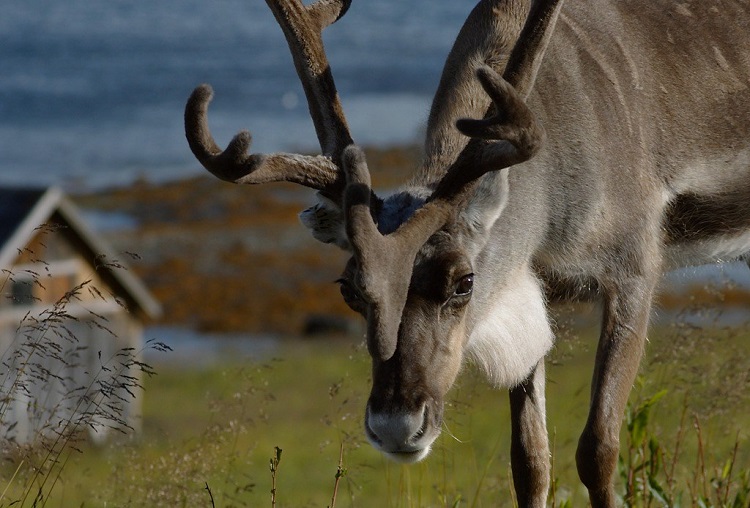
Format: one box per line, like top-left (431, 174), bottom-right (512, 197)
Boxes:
top-left (2, 305), bottom-right (748, 507)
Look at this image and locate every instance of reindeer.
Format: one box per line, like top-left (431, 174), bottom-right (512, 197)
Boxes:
top-left (184, 0), bottom-right (750, 506)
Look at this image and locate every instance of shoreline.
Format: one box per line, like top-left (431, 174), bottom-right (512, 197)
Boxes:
top-left (72, 143), bottom-right (750, 337)
top-left (72, 143), bottom-right (427, 337)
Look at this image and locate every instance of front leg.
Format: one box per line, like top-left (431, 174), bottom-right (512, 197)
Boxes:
top-left (509, 359), bottom-right (550, 508)
top-left (576, 275), bottom-right (658, 507)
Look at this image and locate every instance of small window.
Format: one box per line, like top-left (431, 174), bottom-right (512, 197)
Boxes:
top-left (11, 280), bottom-right (36, 306)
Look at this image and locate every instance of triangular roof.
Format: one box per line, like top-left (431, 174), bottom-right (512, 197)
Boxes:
top-left (0, 186), bottom-right (161, 319)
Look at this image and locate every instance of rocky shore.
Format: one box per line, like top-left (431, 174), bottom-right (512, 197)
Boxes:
top-left (74, 145), bottom-right (421, 336)
top-left (74, 144), bottom-right (750, 336)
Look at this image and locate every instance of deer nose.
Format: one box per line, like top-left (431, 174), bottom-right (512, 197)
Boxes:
top-left (365, 404), bottom-right (434, 463)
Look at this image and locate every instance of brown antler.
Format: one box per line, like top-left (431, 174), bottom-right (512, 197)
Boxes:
top-left (430, 0), bottom-right (564, 202)
top-left (342, 0), bottom-right (565, 361)
top-left (419, 0), bottom-right (527, 180)
top-left (185, 0), bottom-right (353, 199)
top-left (429, 65), bottom-right (543, 202)
top-left (343, 147), bottom-right (454, 360)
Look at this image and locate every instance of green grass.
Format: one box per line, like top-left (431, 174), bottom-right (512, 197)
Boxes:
top-left (3, 318), bottom-right (748, 507)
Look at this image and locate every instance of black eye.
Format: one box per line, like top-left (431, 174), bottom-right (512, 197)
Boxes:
top-left (453, 274), bottom-right (474, 297)
top-left (336, 278), bottom-right (366, 314)
top-left (337, 278), bottom-right (359, 301)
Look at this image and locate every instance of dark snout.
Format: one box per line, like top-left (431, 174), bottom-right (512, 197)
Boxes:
top-left (364, 399), bottom-right (443, 463)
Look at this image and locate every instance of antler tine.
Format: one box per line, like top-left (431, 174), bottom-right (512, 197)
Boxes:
top-left (343, 146), bottom-right (437, 361)
top-left (430, 0), bottom-right (565, 203)
top-left (185, 85), bottom-right (344, 192)
top-left (501, 0), bottom-right (564, 101)
top-left (343, 145), bottom-right (456, 361)
top-left (419, 0), bottom-right (526, 180)
top-left (267, 0), bottom-right (353, 159)
top-left (344, 0), bottom-right (565, 253)
top-left (306, 0), bottom-right (352, 29)
top-left (184, 0), bottom-right (354, 199)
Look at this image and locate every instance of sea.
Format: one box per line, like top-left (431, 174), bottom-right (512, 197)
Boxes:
top-left (3, 0), bottom-right (750, 292)
top-left (1, 0), bottom-right (473, 191)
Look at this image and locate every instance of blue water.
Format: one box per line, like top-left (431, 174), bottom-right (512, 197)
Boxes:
top-left (1, 0), bottom-right (471, 190)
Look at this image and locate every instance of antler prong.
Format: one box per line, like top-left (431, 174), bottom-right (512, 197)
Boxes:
top-left (456, 68), bottom-right (534, 141)
top-left (185, 84), bottom-right (223, 161)
top-left (185, 83), bottom-right (345, 192)
top-left (185, 0), bottom-right (355, 199)
top-left (184, 84), bottom-right (257, 182)
top-left (337, 1), bottom-right (564, 363)
top-left (429, 0), bottom-right (563, 203)
top-left (306, 0), bottom-right (352, 28)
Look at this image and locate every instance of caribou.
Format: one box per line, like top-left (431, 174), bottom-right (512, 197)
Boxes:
top-left (184, 0), bottom-right (750, 506)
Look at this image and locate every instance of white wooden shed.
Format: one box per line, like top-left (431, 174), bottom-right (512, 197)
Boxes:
top-left (0, 186), bottom-right (160, 445)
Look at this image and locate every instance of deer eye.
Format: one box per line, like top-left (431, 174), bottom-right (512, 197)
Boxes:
top-left (337, 278), bottom-right (359, 301)
top-left (336, 278), bottom-right (366, 313)
top-left (453, 274), bottom-right (474, 297)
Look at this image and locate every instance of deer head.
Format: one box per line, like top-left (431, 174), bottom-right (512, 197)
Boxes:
top-left (185, 0), bottom-right (563, 462)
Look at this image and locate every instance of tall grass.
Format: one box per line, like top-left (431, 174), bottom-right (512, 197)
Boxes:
top-left (2, 259), bottom-right (746, 506)
top-left (0, 244), bottom-right (169, 506)
top-left (619, 388), bottom-right (749, 508)
top-left (60, 331), bottom-right (740, 507)
top-left (7, 332), bottom-right (743, 507)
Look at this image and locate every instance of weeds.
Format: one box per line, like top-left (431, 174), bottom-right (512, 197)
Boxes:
top-left (329, 443), bottom-right (347, 508)
top-left (205, 481), bottom-right (216, 507)
top-left (270, 446), bottom-right (282, 507)
top-left (0, 236), bottom-right (168, 506)
top-left (2, 241), bottom-right (745, 506)
top-left (619, 387), bottom-right (750, 507)
top-left (100, 360), bottom-right (280, 506)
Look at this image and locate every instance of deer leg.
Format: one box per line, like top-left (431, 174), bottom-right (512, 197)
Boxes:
top-left (576, 275), bottom-right (658, 508)
top-left (509, 359), bottom-right (550, 508)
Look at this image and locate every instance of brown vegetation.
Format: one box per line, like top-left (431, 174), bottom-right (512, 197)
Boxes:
top-left (75, 145), bottom-right (420, 335)
top-left (74, 144), bottom-right (750, 335)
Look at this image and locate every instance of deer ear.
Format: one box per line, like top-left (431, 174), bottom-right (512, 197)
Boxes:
top-left (455, 168), bottom-right (510, 256)
top-left (299, 193), bottom-right (351, 250)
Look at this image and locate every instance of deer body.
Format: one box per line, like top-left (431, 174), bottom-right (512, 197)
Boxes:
top-left (185, 1), bottom-right (750, 506)
top-left (473, 1), bottom-right (750, 279)
top-left (530, 1), bottom-right (750, 270)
